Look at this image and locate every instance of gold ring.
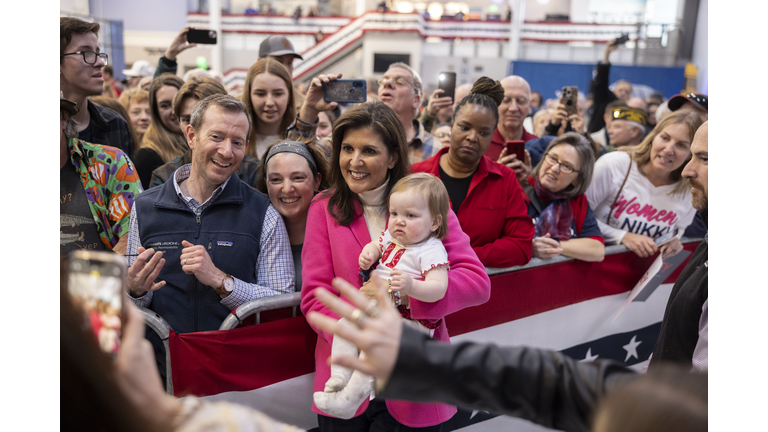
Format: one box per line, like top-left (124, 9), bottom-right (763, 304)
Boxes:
top-left (350, 308), bottom-right (366, 328)
top-left (364, 299), bottom-right (381, 318)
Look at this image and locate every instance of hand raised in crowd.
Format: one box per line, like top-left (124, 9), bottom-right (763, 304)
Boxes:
top-left (299, 73), bottom-right (343, 124)
top-left (620, 232), bottom-right (659, 258)
top-left (532, 233), bottom-right (564, 259)
top-left (389, 269), bottom-right (413, 295)
top-left (603, 38), bottom-right (619, 62)
top-left (549, 103), bottom-right (568, 133)
top-left (426, 89), bottom-right (453, 117)
top-left (180, 240), bottom-right (226, 289)
top-left (660, 237), bottom-right (683, 260)
top-left (307, 276), bottom-right (402, 386)
top-left (497, 147), bottom-right (533, 183)
top-left (165, 27), bottom-right (197, 61)
top-left (115, 302), bottom-right (182, 431)
top-left (568, 112), bottom-right (585, 134)
top-left (127, 247), bottom-right (166, 297)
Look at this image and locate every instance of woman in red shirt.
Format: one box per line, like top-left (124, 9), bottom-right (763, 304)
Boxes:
top-left (411, 77), bottom-right (534, 268)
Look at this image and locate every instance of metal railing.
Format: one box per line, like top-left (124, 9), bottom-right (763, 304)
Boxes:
top-left (140, 236), bottom-right (701, 394)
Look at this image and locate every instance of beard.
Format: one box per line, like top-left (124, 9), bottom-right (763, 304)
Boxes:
top-left (690, 180), bottom-right (708, 211)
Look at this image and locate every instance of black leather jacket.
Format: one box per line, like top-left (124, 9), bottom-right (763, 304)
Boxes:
top-left (380, 325), bottom-right (637, 432)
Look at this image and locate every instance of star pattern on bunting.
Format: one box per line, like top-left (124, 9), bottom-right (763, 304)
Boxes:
top-left (622, 335), bottom-right (642, 362)
top-left (580, 348), bottom-right (599, 363)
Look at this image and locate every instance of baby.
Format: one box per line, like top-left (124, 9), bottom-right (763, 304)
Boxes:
top-left (314, 173), bottom-right (451, 419)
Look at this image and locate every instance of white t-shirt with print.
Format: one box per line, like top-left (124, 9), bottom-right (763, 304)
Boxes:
top-left (586, 151), bottom-right (696, 245)
top-left (372, 230), bottom-right (450, 282)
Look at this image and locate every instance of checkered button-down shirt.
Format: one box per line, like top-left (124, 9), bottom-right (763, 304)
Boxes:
top-left (409, 119), bottom-right (440, 164)
top-left (127, 164), bottom-right (294, 310)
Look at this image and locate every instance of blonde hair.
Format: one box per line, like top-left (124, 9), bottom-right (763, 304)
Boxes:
top-left (388, 173), bottom-right (450, 240)
top-left (142, 74), bottom-right (187, 163)
top-left (623, 110), bottom-right (703, 196)
top-left (118, 88), bottom-right (149, 112)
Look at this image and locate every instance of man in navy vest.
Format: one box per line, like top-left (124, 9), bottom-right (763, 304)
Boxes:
top-left (125, 94), bottom-right (294, 379)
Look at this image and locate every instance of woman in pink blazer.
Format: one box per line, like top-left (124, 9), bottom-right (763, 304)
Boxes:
top-left (301, 102), bottom-right (491, 431)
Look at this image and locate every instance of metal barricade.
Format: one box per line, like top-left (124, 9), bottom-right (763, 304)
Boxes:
top-left (139, 237), bottom-right (701, 396)
top-left (138, 307), bottom-right (174, 395)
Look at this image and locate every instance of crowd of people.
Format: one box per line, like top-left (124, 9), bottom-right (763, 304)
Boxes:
top-left (61, 15), bottom-right (708, 432)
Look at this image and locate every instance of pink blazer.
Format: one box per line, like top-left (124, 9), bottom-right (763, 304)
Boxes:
top-left (301, 195), bottom-right (491, 427)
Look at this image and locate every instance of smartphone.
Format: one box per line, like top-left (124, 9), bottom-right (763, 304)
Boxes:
top-left (560, 86), bottom-right (578, 117)
top-left (67, 250), bottom-right (127, 357)
top-left (505, 140), bottom-right (525, 161)
top-left (187, 28), bottom-right (218, 45)
top-left (611, 33), bottom-right (629, 46)
top-left (438, 72), bottom-right (456, 102)
top-left (323, 79), bottom-right (367, 103)
top-left (654, 227), bottom-right (680, 246)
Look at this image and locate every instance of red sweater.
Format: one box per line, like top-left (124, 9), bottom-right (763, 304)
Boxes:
top-left (411, 147), bottom-right (534, 268)
top-left (485, 128), bottom-right (539, 162)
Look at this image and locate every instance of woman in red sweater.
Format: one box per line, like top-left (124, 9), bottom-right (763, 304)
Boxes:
top-left (411, 77), bottom-right (534, 268)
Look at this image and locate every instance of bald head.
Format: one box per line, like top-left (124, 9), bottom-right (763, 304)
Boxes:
top-left (498, 76), bottom-right (532, 136)
top-left (500, 76), bottom-right (531, 96)
top-left (627, 97), bottom-right (647, 111)
top-left (453, 83), bottom-right (473, 109)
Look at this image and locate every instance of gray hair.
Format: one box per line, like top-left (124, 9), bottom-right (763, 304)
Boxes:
top-left (627, 121), bottom-right (648, 141)
top-left (387, 62), bottom-right (423, 117)
top-left (531, 132), bottom-right (595, 198)
top-left (189, 94), bottom-right (252, 141)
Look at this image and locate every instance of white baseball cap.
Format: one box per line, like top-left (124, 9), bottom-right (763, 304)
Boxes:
top-left (123, 60), bottom-right (155, 77)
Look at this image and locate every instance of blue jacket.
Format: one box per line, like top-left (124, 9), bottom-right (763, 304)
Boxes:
top-left (135, 174), bottom-right (269, 333)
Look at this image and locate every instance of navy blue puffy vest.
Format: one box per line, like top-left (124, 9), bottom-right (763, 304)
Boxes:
top-left (135, 175), bottom-right (269, 333)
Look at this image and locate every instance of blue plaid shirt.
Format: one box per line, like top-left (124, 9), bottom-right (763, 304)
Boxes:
top-left (410, 119), bottom-right (440, 163)
top-left (127, 164), bottom-right (294, 310)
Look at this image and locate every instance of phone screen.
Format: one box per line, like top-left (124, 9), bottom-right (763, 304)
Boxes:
top-left (438, 72), bottom-right (456, 101)
top-left (68, 251), bottom-right (126, 356)
top-left (323, 80), bottom-right (367, 103)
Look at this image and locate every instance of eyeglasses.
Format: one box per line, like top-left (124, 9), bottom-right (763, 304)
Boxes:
top-left (436, 131), bottom-right (451, 139)
top-left (544, 153), bottom-right (579, 174)
top-left (61, 51), bottom-right (109, 65)
top-left (377, 75), bottom-right (413, 88)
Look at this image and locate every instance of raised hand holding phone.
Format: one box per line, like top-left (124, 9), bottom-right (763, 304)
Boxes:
top-left (68, 250), bottom-right (127, 356)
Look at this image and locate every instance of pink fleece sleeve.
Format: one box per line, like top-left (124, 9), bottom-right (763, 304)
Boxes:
top-left (408, 210), bottom-right (491, 320)
top-left (300, 198), bottom-right (345, 345)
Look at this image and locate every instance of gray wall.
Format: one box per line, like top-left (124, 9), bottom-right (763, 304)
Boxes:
top-left (93, 0), bottom-right (188, 31)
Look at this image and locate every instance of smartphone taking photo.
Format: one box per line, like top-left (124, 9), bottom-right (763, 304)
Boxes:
top-left (505, 140), bottom-right (525, 161)
top-left (187, 28), bottom-right (218, 44)
top-left (67, 250), bottom-right (126, 357)
top-left (560, 86), bottom-right (578, 117)
top-left (323, 79), bottom-right (367, 103)
top-left (438, 72), bottom-right (456, 102)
